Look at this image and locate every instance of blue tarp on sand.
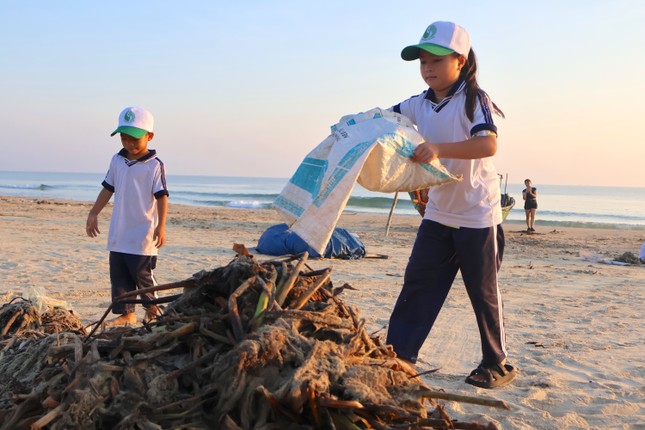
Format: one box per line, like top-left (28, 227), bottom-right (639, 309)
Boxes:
top-left (256, 223), bottom-right (366, 259)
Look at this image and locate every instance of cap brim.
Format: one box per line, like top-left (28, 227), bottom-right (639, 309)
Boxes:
top-left (110, 126), bottom-right (148, 139)
top-left (401, 43), bottom-right (455, 61)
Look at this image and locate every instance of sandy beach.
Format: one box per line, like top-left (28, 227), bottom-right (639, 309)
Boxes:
top-left (0, 195), bottom-right (643, 429)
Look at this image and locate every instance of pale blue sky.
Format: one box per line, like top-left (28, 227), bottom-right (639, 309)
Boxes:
top-left (1, 1), bottom-right (643, 187)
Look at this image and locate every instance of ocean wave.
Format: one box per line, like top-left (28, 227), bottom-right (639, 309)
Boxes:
top-left (226, 200), bottom-right (272, 209)
top-left (0, 183), bottom-right (51, 191)
top-left (346, 195), bottom-right (416, 210)
top-left (173, 190), bottom-right (280, 201)
top-left (532, 209), bottom-right (645, 223)
top-left (141, 191), bottom-right (645, 225)
top-left (503, 219), bottom-right (645, 230)
top-left (169, 196), bottom-right (274, 210)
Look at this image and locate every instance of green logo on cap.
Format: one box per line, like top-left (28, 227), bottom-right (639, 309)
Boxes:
top-left (124, 110), bottom-right (135, 123)
top-left (423, 25), bottom-right (437, 40)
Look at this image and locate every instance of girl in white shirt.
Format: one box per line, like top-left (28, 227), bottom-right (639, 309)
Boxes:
top-left (386, 21), bottom-right (516, 389)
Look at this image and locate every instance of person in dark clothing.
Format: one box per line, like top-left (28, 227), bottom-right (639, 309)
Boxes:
top-left (522, 179), bottom-right (538, 233)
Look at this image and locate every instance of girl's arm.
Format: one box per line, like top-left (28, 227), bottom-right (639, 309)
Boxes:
top-left (154, 195), bottom-right (168, 248)
top-left (411, 135), bottom-right (497, 163)
top-left (86, 188), bottom-right (113, 237)
top-left (529, 188), bottom-right (537, 198)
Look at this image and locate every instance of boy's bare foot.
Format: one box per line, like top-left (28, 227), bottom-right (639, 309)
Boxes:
top-left (143, 305), bottom-right (160, 323)
top-left (105, 312), bottom-right (137, 326)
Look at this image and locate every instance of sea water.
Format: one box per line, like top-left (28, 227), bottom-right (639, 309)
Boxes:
top-left (1, 171), bottom-right (644, 229)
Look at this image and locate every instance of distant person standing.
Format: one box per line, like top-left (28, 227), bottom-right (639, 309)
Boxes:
top-left (522, 179), bottom-right (538, 232)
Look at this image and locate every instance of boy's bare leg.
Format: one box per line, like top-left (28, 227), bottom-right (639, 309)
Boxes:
top-left (105, 312), bottom-right (137, 326)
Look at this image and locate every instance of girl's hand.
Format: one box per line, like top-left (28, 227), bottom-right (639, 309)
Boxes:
top-left (411, 142), bottom-right (438, 164)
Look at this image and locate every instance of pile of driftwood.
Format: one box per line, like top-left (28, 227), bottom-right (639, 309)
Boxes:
top-left (0, 246), bottom-right (508, 429)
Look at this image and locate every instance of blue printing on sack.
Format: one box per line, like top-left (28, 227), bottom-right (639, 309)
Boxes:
top-left (273, 195), bottom-right (306, 217)
top-left (381, 133), bottom-right (454, 180)
top-left (289, 157), bottom-right (327, 197)
top-left (381, 132), bottom-right (415, 158)
top-left (313, 140), bottom-right (373, 207)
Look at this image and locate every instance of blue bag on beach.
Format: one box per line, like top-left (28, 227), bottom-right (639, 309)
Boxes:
top-left (256, 223), bottom-right (366, 259)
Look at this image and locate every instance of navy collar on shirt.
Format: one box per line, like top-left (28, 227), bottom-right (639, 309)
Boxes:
top-left (118, 148), bottom-right (157, 164)
top-left (424, 78), bottom-right (466, 103)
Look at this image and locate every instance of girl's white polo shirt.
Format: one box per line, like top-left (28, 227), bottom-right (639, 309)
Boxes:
top-left (394, 81), bottom-right (503, 228)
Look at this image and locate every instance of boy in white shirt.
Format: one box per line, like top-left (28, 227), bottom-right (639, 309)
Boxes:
top-left (86, 106), bottom-right (169, 326)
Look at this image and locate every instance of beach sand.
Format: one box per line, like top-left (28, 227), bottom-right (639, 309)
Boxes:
top-left (1, 195), bottom-right (643, 429)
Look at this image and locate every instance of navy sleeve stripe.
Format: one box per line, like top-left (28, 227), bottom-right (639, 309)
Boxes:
top-left (155, 158), bottom-right (169, 193)
top-left (470, 123), bottom-right (498, 136)
top-left (102, 180), bottom-right (115, 193)
top-left (477, 90), bottom-right (495, 124)
top-left (470, 90), bottom-right (498, 136)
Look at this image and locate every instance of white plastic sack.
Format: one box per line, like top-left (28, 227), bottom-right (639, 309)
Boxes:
top-left (274, 108), bottom-right (460, 254)
top-left (22, 286), bottom-right (72, 314)
top-left (351, 111), bottom-right (459, 192)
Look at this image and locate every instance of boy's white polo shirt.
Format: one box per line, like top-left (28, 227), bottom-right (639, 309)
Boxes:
top-left (102, 149), bottom-right (168, 256)
top-left (394, 80), bottom-right (502, 228)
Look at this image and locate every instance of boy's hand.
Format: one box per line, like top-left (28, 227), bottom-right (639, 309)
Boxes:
top-left (86, 213), bottom-right (100, 237)
top-left (154, 225), bottom-right (166, 248)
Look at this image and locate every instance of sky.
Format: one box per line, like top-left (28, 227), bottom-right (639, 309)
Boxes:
top-left (1, 1), bottom-right (644, 187)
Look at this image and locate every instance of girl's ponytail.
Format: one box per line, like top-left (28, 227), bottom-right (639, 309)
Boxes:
top-left (461, 50), bottom-right (505, 121)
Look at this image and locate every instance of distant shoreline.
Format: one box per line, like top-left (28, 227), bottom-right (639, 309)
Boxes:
top-left (2, 194), bottom-right (644, 231)
top-left (2, 171), bottom-right (645, 229)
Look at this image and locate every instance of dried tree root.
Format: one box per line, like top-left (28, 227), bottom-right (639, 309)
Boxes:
top-left (419, 389), bottom-right (511, 410)
top-left (0, 252), bottom-right (508, 429)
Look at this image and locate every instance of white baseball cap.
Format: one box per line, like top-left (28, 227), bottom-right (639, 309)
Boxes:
top-left (111, 106), bottom-right (154, 139)
top-left (401, 21), bottom-right (471, 61)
